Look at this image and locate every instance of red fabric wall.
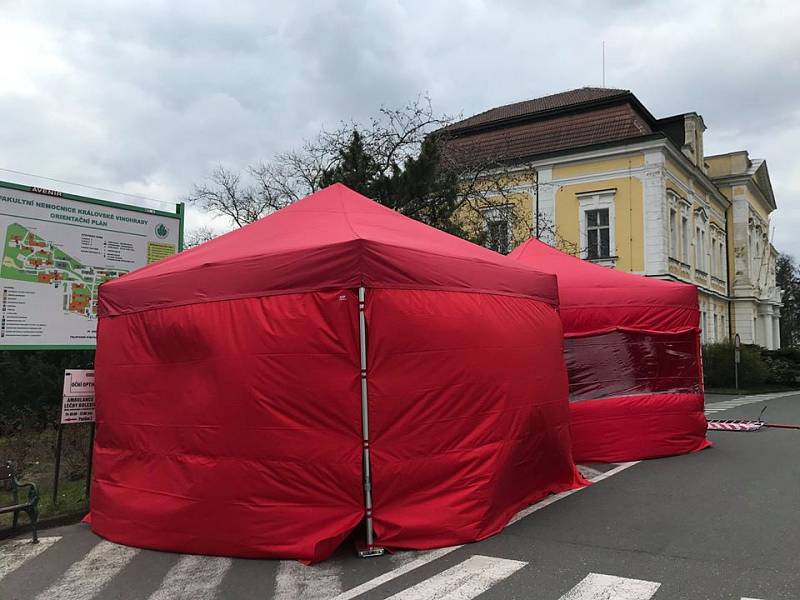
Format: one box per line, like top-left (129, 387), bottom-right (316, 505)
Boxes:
top-left (509, 238), bottom-right (709, 463)
top-left (569, 393), bottom-right (709, 463)
top-left (565, 330), bottom-right (709, 463)
top-left (91, 291), bottom-right (364, 562)
top-left (91, 287), bottom-right (582, 561)
top-left (366, 290), bottom-right (584, 550)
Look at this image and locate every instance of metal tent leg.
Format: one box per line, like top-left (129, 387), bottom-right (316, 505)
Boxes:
top-left (357, 286), bottom-right (384, 558)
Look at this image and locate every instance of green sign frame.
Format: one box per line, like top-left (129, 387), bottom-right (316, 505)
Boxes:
top-left (0, 179), bottom-right (185, 351)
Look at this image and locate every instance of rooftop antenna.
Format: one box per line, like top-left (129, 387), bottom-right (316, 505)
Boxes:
top-left (602, 40), bottom-right (606, 87)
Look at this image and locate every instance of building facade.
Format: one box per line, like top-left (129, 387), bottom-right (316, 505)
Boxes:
top-left (443, 88), bottom-right (782, 348)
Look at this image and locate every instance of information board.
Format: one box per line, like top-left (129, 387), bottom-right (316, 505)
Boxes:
top-left (61, 369), bottom-right (96, 424)
top-left (0, 180), bottom-right (183, 348)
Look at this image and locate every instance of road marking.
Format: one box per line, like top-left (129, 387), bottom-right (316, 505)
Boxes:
top-left (147, 554), bottom-right (232, 600)
top-left (383, 555), bottom-right (526, 600)
top-left (335, 461), bottom-right (639, 599)
top-left (34, 540), bottom-right (138, 600)
top-left (333, 547), bottom-right (460, 600)
top-left (705, 391), bottom-right (800, 415)
top-left (577, 465), bottom-right (603, 480)
top-left (0, 536), bottom-right (61, 580)
top-left (275, 558), bottom-right (343, 599)
top-left (559, 573), bottom-right (660, 599)
top-left (587, 461), bottom-right (640, 483)
top-left (509, 461), bottom-right (639, 526)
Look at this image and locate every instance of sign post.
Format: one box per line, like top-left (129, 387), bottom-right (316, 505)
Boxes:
top-left (734, 333), bottom-right (741, 391)
top-left (53, 369), bottom-right (96, 504)
top-left (52, 426), bottom-right (64, 505)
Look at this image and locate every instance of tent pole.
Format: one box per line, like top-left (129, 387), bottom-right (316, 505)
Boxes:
top-left (357, 286), bottom-right (384, 558)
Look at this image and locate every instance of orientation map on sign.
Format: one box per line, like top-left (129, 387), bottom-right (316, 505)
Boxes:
top-left (0, 182), bottom-right (182, 347)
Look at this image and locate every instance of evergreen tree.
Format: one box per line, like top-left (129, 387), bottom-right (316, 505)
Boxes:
top-left (320, 130), bottom-right (468, 237)
top-left (319, 130), bottom-right (380, 198)
top-left (776, 253), bottom-right (800, 347)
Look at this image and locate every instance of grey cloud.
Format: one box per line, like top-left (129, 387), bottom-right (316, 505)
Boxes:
top-left (1, 0), bottom-right (798, 253)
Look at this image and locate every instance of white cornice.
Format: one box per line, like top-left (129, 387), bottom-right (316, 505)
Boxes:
top-left (502, 137), bottom-right (669, 173)
top-left (714, 175), bottom-right (776, 215)
top-left (661, 144), bottom-right (731, 208)
top-left (499, 136), bottom-right (731, 210)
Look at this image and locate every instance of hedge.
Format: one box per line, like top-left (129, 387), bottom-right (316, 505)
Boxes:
top-left (702, 342), bottom-right (800, 388)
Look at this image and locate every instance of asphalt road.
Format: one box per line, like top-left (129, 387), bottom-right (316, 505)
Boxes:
top-left (1, 391), bottom-right (799, 599)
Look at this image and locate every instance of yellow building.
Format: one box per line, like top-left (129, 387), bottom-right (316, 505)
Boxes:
top-left (443, 88), bottom-right (782, 348)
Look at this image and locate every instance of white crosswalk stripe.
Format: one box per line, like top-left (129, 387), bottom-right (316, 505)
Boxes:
top-left (333, 548), bottom-right (460, 600)
top-left (577, 465), bottom-right (604, 480)
top-left (147, 554), bottom-right (232, 600)
top-left (34, 540), bottom-right (139, 600)
top-left (559, 573), bottom-right (660, 599)
top-left (383, 554), bottom-right (526, 600)
top-left (0, 533), bottom-right (780, 600)
top-left (704, 391), bottom-right (798, 416)
top-left (0, 536), bottom-right (61, 580)
top-left (274, 558), bottom-right (343, 599)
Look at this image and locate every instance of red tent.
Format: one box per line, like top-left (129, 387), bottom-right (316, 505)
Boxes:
top-left (509, 238), bottom-right (710, 463)
top-left (90, 184), bottom-right (583, 562)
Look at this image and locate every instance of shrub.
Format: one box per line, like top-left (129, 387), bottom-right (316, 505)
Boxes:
top-left (762, 348), bottom-right (800, 386)
top-left (702, 342), bottom-right (768, 388)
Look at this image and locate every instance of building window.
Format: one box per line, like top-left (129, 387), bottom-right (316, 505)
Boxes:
top-left (481, 205), bottom-right (512, 254)
top-left (695, 226), bottom-right (706, 272)
top-left (585, 208), bottom-right (611, 259)
top-left (711, 236), bottom-right (718, 276)
top-left (701, 311), bottom-right (706, 344)
top-left (681, 215), bottom-right (690, 263)
top-left (578, 190), bottom-right (615, 262)
top-left (709, 228), bottom-right (725, 281)
top-left (695, 209), bottom-right (708, 274)
top-left (669, 208), bottom-right (678, 258)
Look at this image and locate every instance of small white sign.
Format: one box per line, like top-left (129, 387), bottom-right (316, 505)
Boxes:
top-left (61, 369), bottom-right (95, 424)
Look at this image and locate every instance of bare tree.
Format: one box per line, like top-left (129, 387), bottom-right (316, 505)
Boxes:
top-left (187, 95), bottom-right (572, 252)
top-left (187, 95), bottom-right (453, 224)
top-left (184, 226), bottom-right (217, 248)
top-left (188, 165), bottom-right (297, 228)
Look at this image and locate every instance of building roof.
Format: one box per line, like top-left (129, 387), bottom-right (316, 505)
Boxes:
top-left (442, 101), bottom-right (653, 165)
top-left (438, 87), bottom-right (740, 210)
top-left (444, 87), bottom-right (632, 133)
top-left (510, 237), bottom-right (699, 335)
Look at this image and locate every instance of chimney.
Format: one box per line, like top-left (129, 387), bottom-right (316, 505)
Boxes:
top-left (682, 113), bottom-right (707, 173)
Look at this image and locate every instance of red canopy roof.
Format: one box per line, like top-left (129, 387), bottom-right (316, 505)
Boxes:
top-left (100, 184), bottom-right (558, 317)
top-left (509, 238), bottom-right (699, 335)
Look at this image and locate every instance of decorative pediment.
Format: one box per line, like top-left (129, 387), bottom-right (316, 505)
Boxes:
top-left (694, 206), bottom-right (708, 222)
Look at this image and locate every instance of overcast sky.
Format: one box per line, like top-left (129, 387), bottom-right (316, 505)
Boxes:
top-left (2, 0), bottom-right (798, 254)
